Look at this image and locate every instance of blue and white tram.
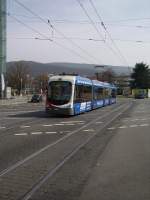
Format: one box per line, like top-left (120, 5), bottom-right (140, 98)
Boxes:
top-left (46, 75), bottom-right (116, 115)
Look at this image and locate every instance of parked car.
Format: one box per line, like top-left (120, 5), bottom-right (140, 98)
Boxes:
top-left (134, 93), bottom-right (145, 99)
top-left (30, 94), bottom-right (43, 103)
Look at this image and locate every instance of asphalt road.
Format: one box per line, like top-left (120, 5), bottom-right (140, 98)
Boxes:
top-left (0, 98), bottom-right (150, 200)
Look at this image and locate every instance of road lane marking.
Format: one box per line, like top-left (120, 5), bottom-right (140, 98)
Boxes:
top-left (45, 132), bottom-right (57, 134)
top-left (135, 111), bottom-right (145, 113)
top-left (65, 124), bottom-right (75, 126)
top-left (95, 121), bottom-right (104, 124)
top-left (60, 121), bottom-right (85, 124)
top-left (31, 132), bottom-right (42, 135)
top-left (107, 127), bottom-right (116, 130)
top-left (42, 124), bottom-right (53, 127)
top-left (130, 125), bottom-right (138, 128)
top-left (130, 119), bottom-right (139, 121)
top-left (15, 133), bottom-right (28, 136)
top-left (141, 123), bottom-right (149, 126)
top-left (118, 126), bottom-right (127, 129)
top-left (54, 124), bottom-right (64, 126)
top-left (0, 126), bottom-right (6, 129)
top-left (83, 129), bottom-right (94, 132)
top-left (20, 126), bottom-right (31, 128)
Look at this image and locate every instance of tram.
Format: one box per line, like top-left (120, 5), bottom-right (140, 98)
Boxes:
top-left (46, 75), bottom-right (117, 115)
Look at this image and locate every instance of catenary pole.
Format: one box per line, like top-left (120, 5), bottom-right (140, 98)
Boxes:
top-left (0, 0), bottom-right (6, 98)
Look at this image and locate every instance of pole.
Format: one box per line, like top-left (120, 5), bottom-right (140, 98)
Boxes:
top-left (0, 0), bottom-right (6, 99)
top-left (20, 78), bottom-right (22, 96)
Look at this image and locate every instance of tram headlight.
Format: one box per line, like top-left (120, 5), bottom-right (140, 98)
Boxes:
top-left (62, 103), bottom-right (71, 108)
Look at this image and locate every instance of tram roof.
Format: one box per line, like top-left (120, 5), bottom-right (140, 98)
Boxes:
top-left (75, 76), bottom-right (93, 85)
top-left (92, 80), bottom-right (104, 87)
top-left (48, 75), bottom-right (116, 88)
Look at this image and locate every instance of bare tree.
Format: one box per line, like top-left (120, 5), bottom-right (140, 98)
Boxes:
top-left (96, 69), bottom-right (115, 83)
top-left (34, 73), bottom-right (48, 94)
top-left (6, 62), bottom-right (30, 95)
top-left (102, 69), bottom-right (115, 83)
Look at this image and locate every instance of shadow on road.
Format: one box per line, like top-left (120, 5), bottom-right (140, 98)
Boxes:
top-left (8, 110), bottom-right (72, 119)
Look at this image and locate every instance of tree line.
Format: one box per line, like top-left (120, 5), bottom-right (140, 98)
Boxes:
top-left (6, 62), bottom-right (48, 95)
top-left (6, 61), bottom-right (150, 96)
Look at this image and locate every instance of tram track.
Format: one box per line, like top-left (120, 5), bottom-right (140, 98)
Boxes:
top-left (0, 101), bottom-right (124, 173)
top-left (0, 101), bottom-right (127, 177)
top-left (22, 102), bottom-right (132, 200)
top-left (0, 101), bottom-right (133, 200)
top-left (0, 101), bottom-right (123, 138)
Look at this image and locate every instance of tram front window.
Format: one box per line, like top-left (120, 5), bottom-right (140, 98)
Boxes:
top-left (48, 81), bottom-right (72, 105)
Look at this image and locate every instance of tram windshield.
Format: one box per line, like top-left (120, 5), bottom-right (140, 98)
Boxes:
top-left (48, 81), bottom-right (72, 105)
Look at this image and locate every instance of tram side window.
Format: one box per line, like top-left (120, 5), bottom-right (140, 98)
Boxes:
top-left (74, 85), bottom-right (83, 103)
top-left (111, 89), bottom-right (116, 98)
top-left (104, 88), bottom-right (110, 98)
top-left (94, 87), bottom-right (104, 100)
top-left (83, 85), bottom-right (92, 101)
top-left (74, 85), bottom-right (92, 103)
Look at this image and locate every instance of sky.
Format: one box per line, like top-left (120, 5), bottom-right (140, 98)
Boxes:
top-left (7, 0), bottom-right (150, 67)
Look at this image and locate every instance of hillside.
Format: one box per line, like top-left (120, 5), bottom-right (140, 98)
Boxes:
top-left (6, 61), bottom-right (133, 77)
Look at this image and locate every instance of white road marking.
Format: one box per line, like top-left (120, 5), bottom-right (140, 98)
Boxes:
top-left (60, 121), bottom-right (85, 124)
top-left (20, 126), bottom-right (31, 128)
top-left (119, 126), bottom-right (127, 129)
top-left (130, 119), bottom-right (139, 121)
top-left (42, 124), bottom-right (53, 127)
top-left (65, 124), bottom-right (75, 126)
top-left (130, 125), bottom-right (138, 128)
top-left (95, 121), bottom-right (104, 124)
top-left (123, 118), bottom-right (139, 122)
top-left (45, 132), bottom-right (57, 134)
top-left (135, 111), bottom-right (145, 113)
top-left (0, 126), bottom-right (6, 129)
top-left (83, 129), bottom-right (94, 132)
top-left (140, 124), bottom-right (149, 127)
top-left (141, 118), bottom-right (148, 121)
top-left (123, 118), bottom-right (150, 122)
top-left (107, 127), bottom-right (116, 130)
top-left (15, 133), bottom-right (28, 136)
top-left (31, 132), bottom-right (42, 135)
top-left (77, 123), bottom-right (85, 125)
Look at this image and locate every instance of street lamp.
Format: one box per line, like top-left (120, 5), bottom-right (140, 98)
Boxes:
top-left (20, 78), bottom-right (22, 96)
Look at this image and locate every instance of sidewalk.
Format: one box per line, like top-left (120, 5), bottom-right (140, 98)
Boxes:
top-left (0, 96), bottom-right (31, 105)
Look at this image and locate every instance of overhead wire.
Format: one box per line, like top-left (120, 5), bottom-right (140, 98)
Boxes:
top-left (89, 0), bottom-right (129, 66)
top-left (76, 0), bottom-right (129, 66)
top-left (7, 36), bottom-right (150, 44)
top-left (13, 0), bottom-right (103, 64)
top-left (7, 12), bottom-right (150, 23)
top-left (8, 13), bottom-right (95, 64)
top-left (8, 17), bottom-right (150, 30)
top-left (8, 12), bottom-right (150, 30)
top-left (7, 12), bottom-right (150, 25)
top-left (7, 13), bottom-right (53, 41)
